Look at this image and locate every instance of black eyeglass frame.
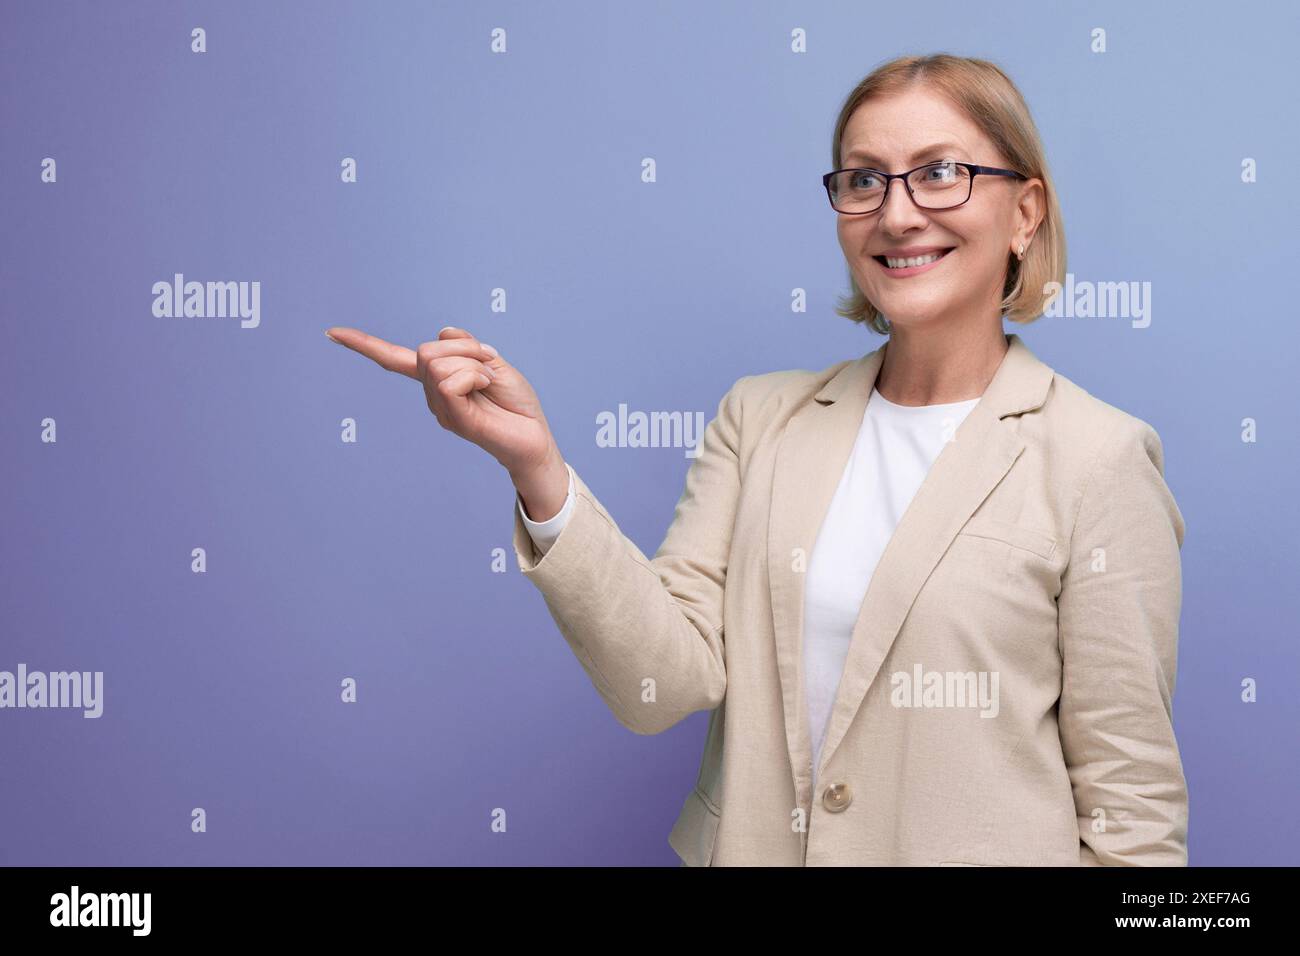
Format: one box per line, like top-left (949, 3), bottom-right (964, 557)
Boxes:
top-left (821, 161), bottom-right (1028, 214)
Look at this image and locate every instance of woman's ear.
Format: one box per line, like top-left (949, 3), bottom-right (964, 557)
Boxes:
top-left (1013, 178), bottom-right (1045, 252)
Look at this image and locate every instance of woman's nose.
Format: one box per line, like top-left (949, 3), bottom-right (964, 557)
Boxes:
top-left (877, 179), bottom-right (931, 233)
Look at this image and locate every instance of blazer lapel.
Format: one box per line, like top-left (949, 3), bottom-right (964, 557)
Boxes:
top-left (768, 333), bottom-right (1056, 809)
top-left (768, 344), bottom-right (884, 813)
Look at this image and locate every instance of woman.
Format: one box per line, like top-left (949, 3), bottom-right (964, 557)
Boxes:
top-left (326, 53), bottom-right (1188, 867)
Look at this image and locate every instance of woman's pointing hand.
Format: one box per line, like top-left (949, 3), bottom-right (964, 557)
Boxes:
top-left (324, 325), bottom-right (564, 490)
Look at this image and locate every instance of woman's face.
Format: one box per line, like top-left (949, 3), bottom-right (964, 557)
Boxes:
top-left (835, 85), bottom-right (1040, 332)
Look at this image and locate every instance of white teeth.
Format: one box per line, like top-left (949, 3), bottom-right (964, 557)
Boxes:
top-left (884, 251), bottom-right (946, 269)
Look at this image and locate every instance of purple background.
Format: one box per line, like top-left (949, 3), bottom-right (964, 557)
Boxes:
top-left (2, 0), bottom-right (1297, 865)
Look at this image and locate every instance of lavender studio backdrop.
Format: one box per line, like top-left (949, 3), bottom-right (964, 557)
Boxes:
top-left (2, 0), bottom-right (1297, 866)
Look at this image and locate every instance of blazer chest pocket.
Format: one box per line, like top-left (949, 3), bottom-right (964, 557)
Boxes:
top-left (956, 515), bottom-right (1057, 561)
top-left (668, 785), bottom-right (721, 867)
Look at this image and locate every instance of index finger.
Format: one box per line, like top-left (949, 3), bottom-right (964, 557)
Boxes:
top-left (326, 327), bottom-right (419, 381)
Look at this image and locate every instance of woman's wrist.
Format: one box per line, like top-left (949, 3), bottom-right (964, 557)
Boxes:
top-left (510, 445), bottom-right (569, 523)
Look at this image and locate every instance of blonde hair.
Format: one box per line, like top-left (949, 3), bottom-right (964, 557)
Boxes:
top-left (830, 53), bottom-right (1066, 334)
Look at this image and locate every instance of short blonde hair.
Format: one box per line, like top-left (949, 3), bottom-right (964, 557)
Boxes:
top-left (830, 53), bottom-right (1067, 334)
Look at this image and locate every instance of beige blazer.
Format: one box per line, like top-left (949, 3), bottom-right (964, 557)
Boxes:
top-left (511, 333), bottom-right (1188, 866)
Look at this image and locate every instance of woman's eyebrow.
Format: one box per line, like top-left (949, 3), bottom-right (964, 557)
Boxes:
top-left (843, 143), bottom-right (966, 166)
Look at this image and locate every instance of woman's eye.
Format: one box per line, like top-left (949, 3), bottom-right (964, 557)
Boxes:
top-left (926, 163), bottom-right (955, 180)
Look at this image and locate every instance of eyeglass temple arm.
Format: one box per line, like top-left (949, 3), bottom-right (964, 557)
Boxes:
top-left (967, 164), bottom-right (1027, 179)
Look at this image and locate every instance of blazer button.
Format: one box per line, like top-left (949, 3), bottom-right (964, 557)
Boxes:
top-left (822, 782), bottom-right (853, 812)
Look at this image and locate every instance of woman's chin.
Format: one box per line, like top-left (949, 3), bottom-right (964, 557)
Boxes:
top-left (871, 296), bottom-right (953, 327)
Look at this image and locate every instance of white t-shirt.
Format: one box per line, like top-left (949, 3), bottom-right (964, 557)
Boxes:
top-left (516, 386), bottom-right (981, 791)
top-left (801, 387), bottom-right (980, 789)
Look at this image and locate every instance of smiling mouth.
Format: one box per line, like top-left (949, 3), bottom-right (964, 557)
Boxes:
top-left (873, 248), bottom-right (955, 270)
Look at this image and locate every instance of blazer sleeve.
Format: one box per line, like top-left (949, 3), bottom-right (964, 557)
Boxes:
top-left (509, 376), bottom-right (749, 735)
top-left (1057, 417), bottom-right (1189, 866)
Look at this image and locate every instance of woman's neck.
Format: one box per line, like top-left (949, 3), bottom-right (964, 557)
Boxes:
top-left (874, 322), bottom-right (1009, 407)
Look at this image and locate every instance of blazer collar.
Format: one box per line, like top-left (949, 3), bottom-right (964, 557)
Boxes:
top-left (813, 331), bottom-right (1053, 416)
top-left (767, 332), bottom-right (1055, 820)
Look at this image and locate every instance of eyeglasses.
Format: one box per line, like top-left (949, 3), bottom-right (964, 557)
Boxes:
top-left (821, 160), bottom-right (1027, 215)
